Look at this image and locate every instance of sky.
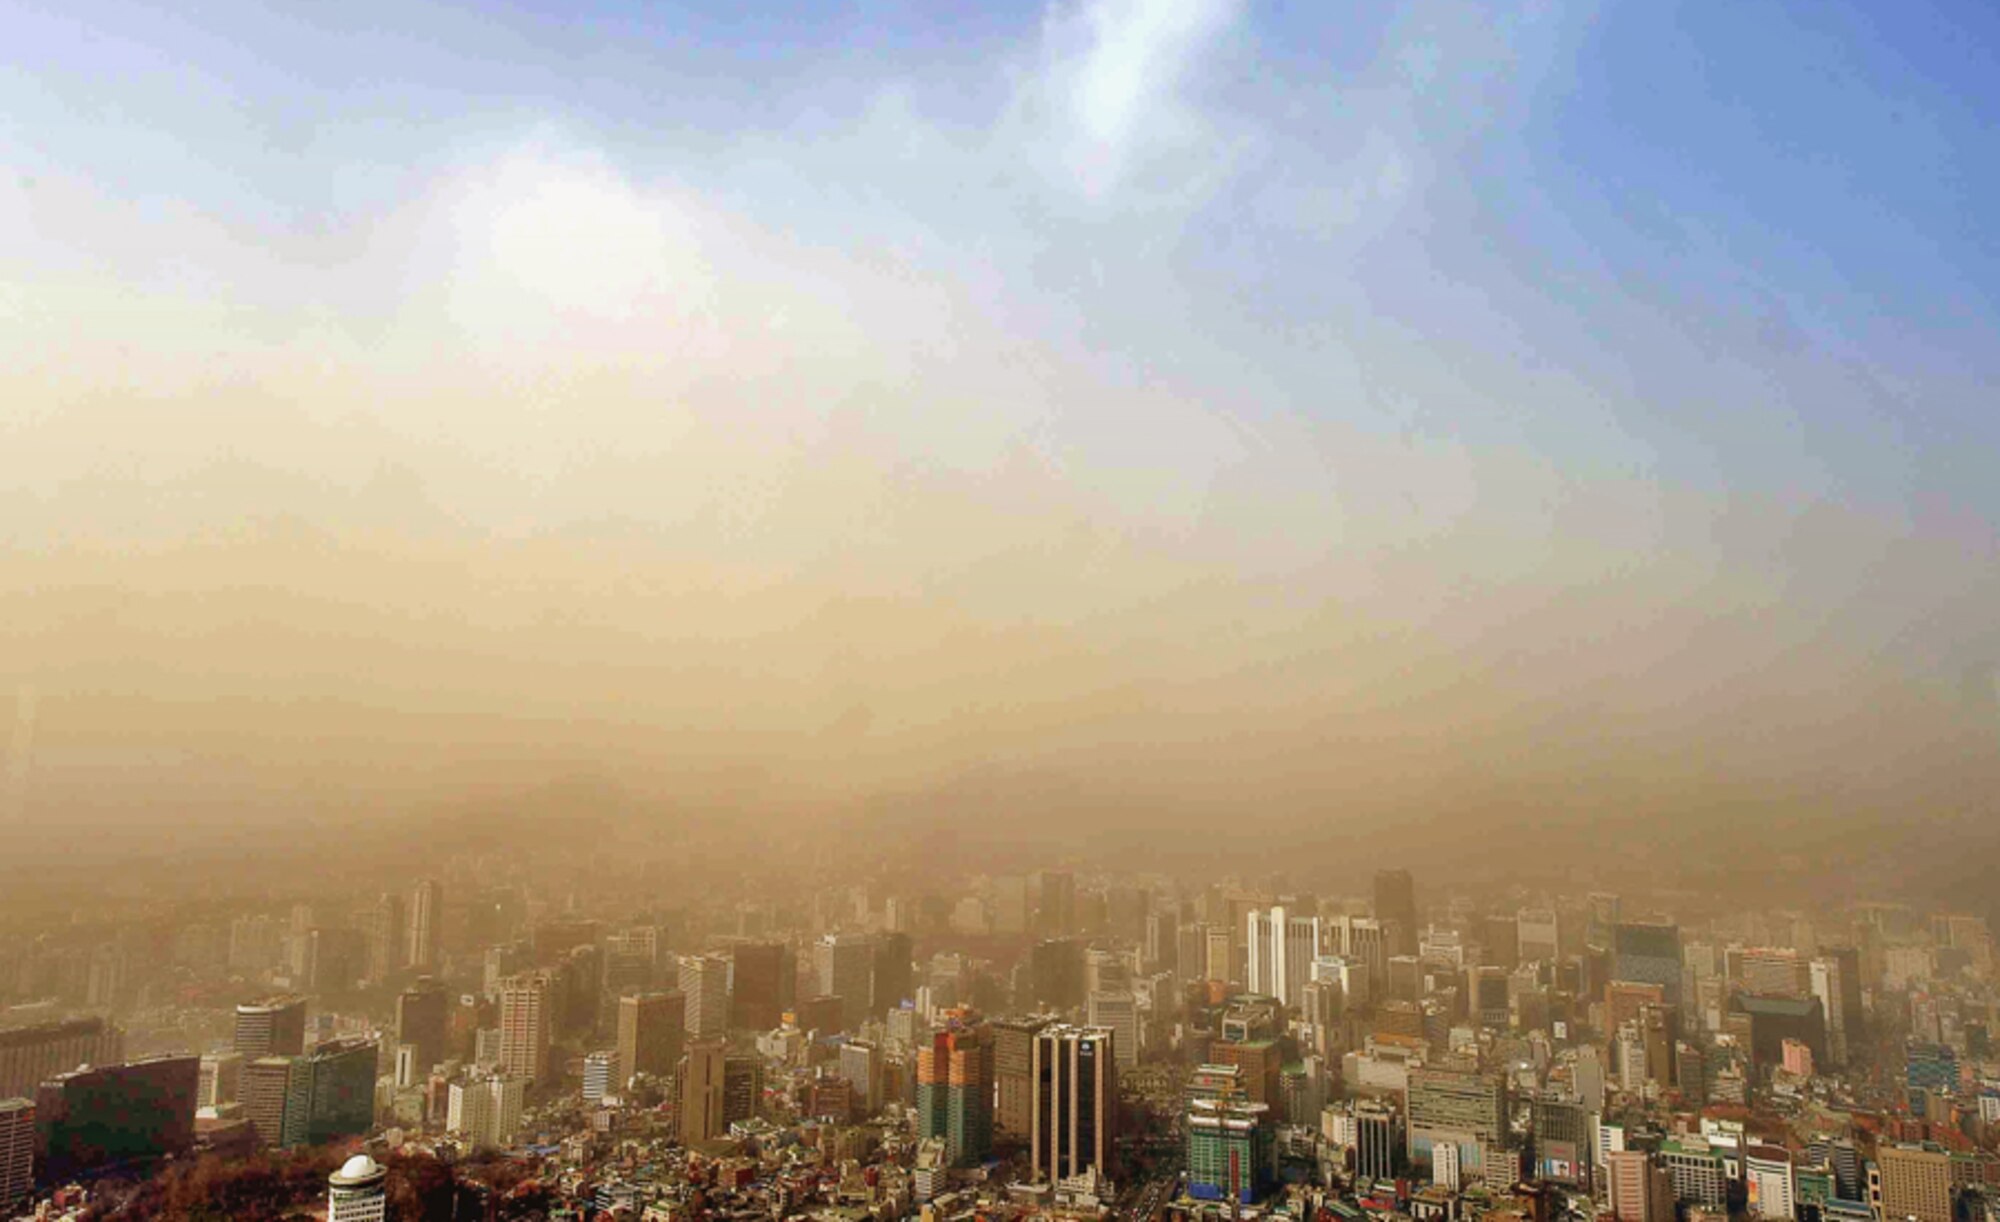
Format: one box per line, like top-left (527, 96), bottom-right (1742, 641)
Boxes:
top-left (1, 0), bottom-right (1997, 863)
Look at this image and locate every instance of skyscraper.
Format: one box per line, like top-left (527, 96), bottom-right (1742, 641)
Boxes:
top-left (728, 943), bottom-right (787, 1031)
top-left (498, 971), bottom-right (553, 1083)
top-left (872, 932), bottom-right (915, 1017)
top-left (407, 878), bottom-right (443, 973)
top-left (814, 935), bottom-right (873, 1030)
top-left (1612, 922), bottom-right (1682, 1007)
top-left (678, 954), bottom-right (730, 1040)
top-left (362, 893), bottom-right (405, 986)
top-left (1087, 991), bottom-right (1139, 1071)
top-left (0, 1019), bottom-right (123, 1102)
top-left (234, 995), bottom-right (308, 1060)
top-left (327, 1153), bottom-right (389, 1222)
top-left (993, 1015), bottom-right (1051, 1147)
top-left (0, 1098), bottom-right (31, 1215)
top-left (1246, 906), bottom-right (1320, 1008)
top-left (1030, 1025), bottom-right (1116, 1184)
top-left (582, 1050), bottom-right (617, 1106)
top-left (617, 991), bottom-right (685, 1084)
top-left (1374, 870), bottom-right (1418, 959)
top-left (1406, 1065), bottom-right (1506, 1180)
top-left (1187, 1096), bottom-right (1277, 1204)
top-left (35, 1056), bottom-right (201, 1182)
top-left (241, 1055), bottom-right (311, 1148)
top-left (1037, 870), bottom-right (1077, 937)
top-left (679, 1040), bottom-right (727, 1145)
top-left (304, 1037), bottom-right (378, 1146)
top-left (395, 977), bottom-right (448, 1079)
top-left (918, 1024), bottom-right (995, 1166)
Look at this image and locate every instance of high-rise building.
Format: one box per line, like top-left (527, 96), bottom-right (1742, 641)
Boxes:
top-left (1517, 909), bottom-right (1560, 963)
top-left (617, 991), bottom-right (684, 1084)
top-left (1810, 948), bottom-right (1864, 1066)
top-left (678, 954), bottom-right (730, 1040)
top-left (1037, 871), bottom-right (1077, 937)
top-left (447, 1074), bottom-right (524, 1149)
top-left (1744, 1143), bottom-right (1797, 1219)
top-left (918, 1024), bottom-right (995, 1167)
top-left (305, 1037), bottom-right (378, 1146)
top-left (498, 972), bottom-right (553, 1083)
top-left (814, 936), bottom-right (873, 1031)
top-left (1354, 1098), bottom-right (1403, 1181)
top-left (1246, 906), bottom-right (1321, 1008)
top-left (1532, 1097), bottom-right (1589, 1186)
top-left (722, 1055), bottom-right (761, 1126)
top-left (408, 879), bottom-right (444, 973)
top-left (1611, 922), bottom-right (1682, 1007)
top-left (1087, 991), bottom-right (1139, 1071)
top-left (1660, 1138), bottom-right (1728, 1210)
top-left (582, 1051), bottom-right (618, 1106)
top-left (396, 977), bottom-right (449, 1079)
top-left (1406, 1065), bottom-right (1506, 1180)
top-left (0, 1098), bottom-right (32, 1215)
top-left (1187, 1096), bottom-right (1276, 1204)
top-left (872, 932), bottom-right (915, 1017)
top-left (1604, 1149), bottom-right (1674, 1222)
top-left (1877, 1143), bottom-right (1953, 1222)
top-left (679, 1040), bottom-right (727, 1145)
top-left (241, 1056), bottom-right (311, 1148)
top-left (839, 1040), bottom-right (882, 1118)
top-left (35, 1056), bottom-right (200, 1182)
top-left (1729, 947), bottom-right (1811, 999)
top-left (729, 943), bottom-right (788, 1031)
top-left (0, 1018), bottom-right (124, 1102)
top-left (1030, 1025), bottom-right (1116, 1184)
top-left (234, 995), bottom-right (309, 1061)
top-left (993, 1015), bottom-right (1051, 1146)
top-left (362, 894), bottom-right (406, 986)
top-left (1374, 870), bottom-right (1419, 959)
top-left (197, 1052), bottom-right (242, 1108)
top-left (327, 1152), bottom-right (389, 1222)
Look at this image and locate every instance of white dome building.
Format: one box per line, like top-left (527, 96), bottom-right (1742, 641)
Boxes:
top-left (327, 1153), bottom-right (388, 1222)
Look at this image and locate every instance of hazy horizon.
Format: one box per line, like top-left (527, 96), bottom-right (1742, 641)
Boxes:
top-left (4, 0), bottom-right (1998, 874)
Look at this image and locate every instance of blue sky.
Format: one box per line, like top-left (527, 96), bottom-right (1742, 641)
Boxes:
top-left (2, 0), bottom-right (1998, 823)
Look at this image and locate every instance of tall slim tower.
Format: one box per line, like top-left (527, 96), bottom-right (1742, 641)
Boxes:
top-left (618, 991), bottom-right (686, 1084)
top-left (1373, 870), bottom-right (1418, 959)
top-left (677, 955), bottom-right (729, 1040)
top-left (679, 1040), bottom-right (727, 1145)
top-left (396, 977), bottom-right (448, 1077)
top-left (362, 893), bottom-right (405, 986)
top-left (234, 996), bottom-right (309, 1060)
top-left (0, 1097), bottom-right (31, 1216)
top-left (918, 1024), bottom-right (995, 1166)
top-left (407, 879), bottom-right (443, 973)
top-left (498, 972), bottom-right (553, 1083)
top-left (1031, 1025), bottom-right (1117, 1184)
top-left (814, 935), bottom-right (873, 1030)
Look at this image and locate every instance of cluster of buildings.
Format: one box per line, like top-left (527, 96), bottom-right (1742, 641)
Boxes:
top-left (0, 868), bottom-right (1996, 1222)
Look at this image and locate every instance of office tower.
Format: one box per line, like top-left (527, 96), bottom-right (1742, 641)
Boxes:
top-left (327, 1153), bottom-right (389, 1222)
top-left (1187, 1096), bottom-right (1276, 1204)
top-left (1374, 870), bottom-right (1419, 958)
top-left (1532, 1097), bottom-right (1589, 1186)
top-left (305, 1037), bottom-right (378, 1145)
top-left (993, 1016), bottom-right (1051, 1146)
top-left (812, 936), bottom-right (872, 1030)
top-left (1027, 938), bottom-right (1085, 1011)
top-left (873, 932), bottom-right (915, 1017)
top-left (241, 1056), bottom-right (311, 1148)
top-left (617, 991), bottom-right (684, 1084)
top-left (0, 1098), bottom-right (31, 1215)
top-left (840, 1040), bottom-right (883, 1117)
top-left (1517, 909), bottom-right (1560, 963)
top-left (362, 893), bottom-right (405, 986)
top-left (498, 972), bottom-right (553, 1083)
top-left (234, 995), bottom-right (309, 1060)
top-left (1146, 910), bottom-right (1178, 974)
top-left (407, 878), bottom-right (443, 972)
top-left (1037, 870), bottom-right (1077, 937)
top-left (1088, 991), bottom-right (1139, 1071)
top-left (197, 1052), bottom-right (242, 1108)
top-left (35, 1055), bottom-right (200, 1183)
top-left (1660, 1138), bottom-right (1728, 1209)
top-left (1354, 1098), bottom-right (1404, 1180)
top-left (481, 942), bottom-right (530, 1000)
top-left (1604, 1150), bottom-right (1674, 1222)
top-left (447, 1075), bottom-right (524, 1149)
top-left (1744, 1144), bottom-right (1796, 1219)
top-left (583, 1050), bottom-right (617, 1106)
top-left (729, 943), bottom-right (787, 1031)
top-left (0, 1019), bottom-right (124, 1101)
top-left (1611, 922), bottom-right (1682, 1007)
top-left (672, 954), bottom-right (727, 1040)
top-left (1470, 965), bottom-right (1510, 1028)
top-left (1030, 1025), bottom-right (1116, 1184)
top-left (1729, 947), bottom-right (1811, 998)
top-left (1810, 948), bottom-right (1864, 1065)
top-left (396, 977), bottom-right (449, 1079)
top-left (1246, 906), bottom-right (1320, 1009)
top-left (722, 1055), bottom-right (761, 1125)
top-left (679, 1040), bottom-right (727, 1145)
top-left (1406, 1065), bottom-right (1506, 1180)
top-left (917, 1024), bottom-right (995, 1166)
top-left (1877, 1144), bottom-right (1952, 1222)
top-left (1734, 994), bottom-right (1828, 1072)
